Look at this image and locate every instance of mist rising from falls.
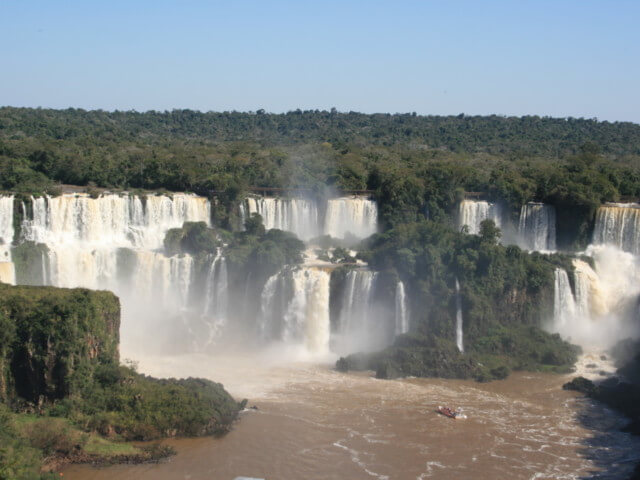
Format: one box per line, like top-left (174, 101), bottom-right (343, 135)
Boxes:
top-left (518, 203), bottom-right (556, 251)
top-left (395, 281), bottom-right (409, 335)
top-left (593, 203), bottom-right (640, 254)
top-left (455, 278), bottom-right (464, 353)
top-left (552, 246), bottom-right (640, 348)
top-left (458, 200), bottom-right (502, 234)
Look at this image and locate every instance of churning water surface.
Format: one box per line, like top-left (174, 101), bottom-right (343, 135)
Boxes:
top-left (62, 352), bottom-right (640, 480)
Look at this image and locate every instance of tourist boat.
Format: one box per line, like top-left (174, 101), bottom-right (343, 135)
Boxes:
top-left (437, 406), bottom-right (459, 419)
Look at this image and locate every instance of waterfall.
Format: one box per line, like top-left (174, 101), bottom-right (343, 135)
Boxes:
top-left (553, 268), bottom-right (576, 331)
top-left (458, 200), bottom-right (502, 235)
top-left (592, 203), bottom-right (640, 254)
top-left (334, 269), bottom-right (383, 354)
top-left (10, 192), bottom-right (211, 352)
top-left (518, 203), bottom-right (556, 251)
top-left (455, 278), bottom-right (464, 353)
top-left (284, 268), bottom-right (331, 353)
top-left (24, 193), bottom-right (210, 249)
top-left (245, 197), bottom-right (320, 240)
top-left (395, 281), bottom-right (409, 335)
top-left (324, 197), bottom-right (378, 239)
top-left (244, 196), bottom-right (378, 241)
top-left (238, 202), bottom-right (247, 231)
top-left (0, 195), bottom-right (15, 284)
top-left (257, 267), bottom-right (331, 354)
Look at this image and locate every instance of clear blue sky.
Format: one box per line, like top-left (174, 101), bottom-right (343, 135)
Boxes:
top-left (1, 0), bottom-right (639, 122)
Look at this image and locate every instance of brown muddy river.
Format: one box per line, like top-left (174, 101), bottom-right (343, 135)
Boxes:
top-left (63, 352), bottom-right (640, 480)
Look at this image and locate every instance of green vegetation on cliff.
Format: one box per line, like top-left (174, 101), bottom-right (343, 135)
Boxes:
top-left (337, 219), bottom-right (579, 381)
top-left (0, 284), bottom-right (243, 477)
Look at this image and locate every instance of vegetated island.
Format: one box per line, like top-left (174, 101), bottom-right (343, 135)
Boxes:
top-left (0, 283), bottom-right (244, 478)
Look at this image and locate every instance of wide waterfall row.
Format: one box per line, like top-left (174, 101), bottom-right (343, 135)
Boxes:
top-left (245, 196), bottom-right (378, 241)
top-left (458, 200), bottom-right (556, 251)
top-left (458, 200), bottom-right (502, 235)
top-left (593, 203), bottom-right (640, 254)
top-left (24, 193), bottom-right (210, 249)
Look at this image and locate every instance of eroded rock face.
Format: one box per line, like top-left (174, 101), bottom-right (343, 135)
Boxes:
top-left (0, 284), bottom-right (120, 403)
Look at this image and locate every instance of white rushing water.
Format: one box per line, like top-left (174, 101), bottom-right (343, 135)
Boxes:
top-left (592, 203), bottom-right (640, 254)
top-left (245, 197), bottom-right (320, 240)
top-left (458, 200), bottom-right (502, 235)
top-left (259, 267), bottom-right (331, 354)
top-left (324, 197), bottom-right (378, 239)
top-left (11, 192), bottom-right (215, 351)
top-left (245, 195), bottom-right (378, 241)
top-left (552, 245), bottom-right (640, 348)
top-left (334, 269), bottom-right (381, 354)
top-left (395, 281), bottom-right (409, 335)
top-left (0, 195), bottom-right (15, 284)
top-left (455, 278), bottom-right (464, 353)
top-left (518, 202), bottom-right (556, 251)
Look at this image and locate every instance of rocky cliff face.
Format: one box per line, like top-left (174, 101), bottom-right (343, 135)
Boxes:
top-left (0, 284), bottom-right (120, 403)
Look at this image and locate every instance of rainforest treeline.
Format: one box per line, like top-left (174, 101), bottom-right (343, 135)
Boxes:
top-left (2, 106), bottom-right (640, 248)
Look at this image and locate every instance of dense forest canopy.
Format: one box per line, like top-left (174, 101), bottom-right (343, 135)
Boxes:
top-left (2, 107), bottom-right (640, 249)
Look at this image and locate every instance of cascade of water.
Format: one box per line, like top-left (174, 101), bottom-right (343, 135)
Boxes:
top-left (258, 272), bottom-right (284, 339)
top-left (458, 200), bottom-right (502, 235)
top-left (282, 268), bottom-right (331, 353)
top-left (395, 281), bottom-right (409, 335)
top-left (592, 203), bottom-right (640, 255)
top-left (24, 193), bottom-right (210, 249)
top-left (0, 195), bottom-right (14, 256)
top-left (518, 203), bottom-right (556, 251)
top-left (553, 268), bottom-right (576, 331)
top-left (245, 197), bottom-right (320, 240)
top-left (333, 269), bottom-right (385, 354)
top-left (0, 195), bottom-right (15, 284)
top-left (324, 197), bottom-right (378, 239)
top-left (455, 278), bottom-right (464, 353)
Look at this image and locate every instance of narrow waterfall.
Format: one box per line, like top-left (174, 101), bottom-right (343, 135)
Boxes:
top-left (0, 195), bottom-right (15, 284)
top-left (553, 268), bottom-right (576, 330)
top-left (592, 203), bottom-right (640, 254)
top-left (518, 203), bottom-right (556, 251)
top-left (395, 281), bottom-right (409, 335)
top-left (458, 200), bottom-right (502, 235)
top-left (334, 269), bottom-right (380, 354)
top-left (258, 271), bottom-right (286, 339)
top-left (0, 195), bottom-right (14, 253)
top-left (324, 197), bottom-right (378, 239)
top-left (455, 278), bottom-right (464, 353)
top-left (285, 268), bottom-right (331, 353)
top-left (245, 197), bottom-right (320, 240)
